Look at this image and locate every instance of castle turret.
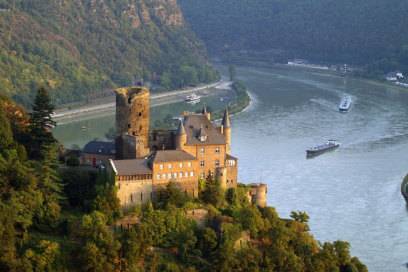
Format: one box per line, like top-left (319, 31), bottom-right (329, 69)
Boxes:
top-left (202, 105), bottom-right (211, 120)
top-left (176, 120), bottom-right (187, 150)
top-left (247, 183), bottom-right (267, 208)
top-left (115, 86), bottom-right (150, 159)
top-left (222, 108), bottom-right (231, 153)
top-left (216, 167), bottom-right (228, 190)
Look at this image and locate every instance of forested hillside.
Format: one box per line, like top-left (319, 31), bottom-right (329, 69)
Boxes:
top-left (0, 91), bottom-right (367, 271)
top-left (180, 0), bottom-right (408, 75)
top-left (0, 0), bottom-right (218, 106)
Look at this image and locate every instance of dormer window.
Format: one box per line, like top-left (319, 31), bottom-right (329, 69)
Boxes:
top-left (199, 135), bottom-right (207, 142)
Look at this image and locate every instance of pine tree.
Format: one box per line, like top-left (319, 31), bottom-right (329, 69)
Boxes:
top-left (29, 87), bottom-right (56, 159)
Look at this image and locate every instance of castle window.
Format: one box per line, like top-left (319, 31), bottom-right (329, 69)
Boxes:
top-left (215, 147), bottom-right (220, 153)
top-left (156, 174), bottom-right (161, 180)
top-left (168, 164), bottom-right (172, 169)
top-left (141, 192), bottom-right (143, 201)
top-left (215, 160), bottom-right (220, 167)
top-left (190, 172), bottom-right (194, 177)
top-left (185, 172), bottom-right (188, 178)
top-left (128, 124), bottom-right (131, 128)
top-left (139, 112), bottom-right (142, 117)
top-left (200, 147), bottom-right (205, 154)
top-left (187, 162), bottom-right (192, 167)
top-left (179, 172), bottom-right (183, 178)
top-left (160, 164), bottom-right (163, 170)
top-left (179, 163), bottom-right (183, 168)
top-left (167, 173), bottom-right (172, 179)
top-left (172, 173), bottom-right (177, 179)
top-left (200, 161), bottom-right (205, 167)
top-left (200, 172), bottom-right (205, 179)
top-left (130, 194), bottom-right (133, 203)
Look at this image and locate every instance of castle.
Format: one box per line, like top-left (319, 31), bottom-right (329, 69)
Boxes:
top-left (107, 86), bottom-right (266, 208)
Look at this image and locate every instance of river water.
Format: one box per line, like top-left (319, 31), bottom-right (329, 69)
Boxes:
top-left (55, 64), bottom-right (408, 271)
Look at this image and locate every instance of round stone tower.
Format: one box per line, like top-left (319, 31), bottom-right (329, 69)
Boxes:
top-left (247, 183), bottom-right (267, 208)
top-left (115, 86), bottom-right (150, 159)
top-left (176, 120), bottom-right (187, 150)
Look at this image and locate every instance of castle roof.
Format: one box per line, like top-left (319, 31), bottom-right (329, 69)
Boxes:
top-left (222, 109), bottom-right (231, 128)
top-left (152, 150), bottom-right (196, 163)
top-left (83, 141), bottom-right (115, 156)
top-left (202, 105), bottom-right (208, 114)
top-left (183, 114), bottom-right (226, 145)
top-left (177, 120), bottom-right (186, 135)
top-left (110, 159), bottom-right (152, 176)
top-left (226, 154), bottom-right (238, 161)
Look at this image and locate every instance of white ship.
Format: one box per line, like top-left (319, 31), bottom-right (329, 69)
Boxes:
top-left (185, 93), bottom-right (201, 104)
top-left (339, 96), bottom-right (352, 112)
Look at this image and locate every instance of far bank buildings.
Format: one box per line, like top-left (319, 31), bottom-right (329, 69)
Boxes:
top-left (105, 86), bottom-right (267, 208)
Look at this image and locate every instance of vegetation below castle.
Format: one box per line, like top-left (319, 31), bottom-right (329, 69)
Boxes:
top-left (0, 90), bottom-right (367, 271)
top-left (179, 0), bottom-right (408, 78)
top-left (0, 0), bottom-right (218, 107)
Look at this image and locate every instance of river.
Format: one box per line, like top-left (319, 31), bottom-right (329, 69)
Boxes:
top-left (55, 64), bottom-right (408, 271)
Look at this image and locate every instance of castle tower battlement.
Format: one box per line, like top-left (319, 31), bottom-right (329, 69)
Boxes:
top-left (115, 87), bottom-right (150, 159)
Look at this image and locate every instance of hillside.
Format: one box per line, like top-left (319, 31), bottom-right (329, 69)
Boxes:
top-left (0, 94), bottom-right (367, 271)
top-left (179, 0), bottom-right (408, 76)
top-left (0, 0), bottom-right (218, 106)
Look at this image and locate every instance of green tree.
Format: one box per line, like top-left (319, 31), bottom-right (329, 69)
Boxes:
top-left (77, 211), bottom-right (121, 272)
top-left (199, 176), bottom-right (224, 208)
top-left (33, 144), bottom-right (62, 227)
top-left (290, 211), bottom-right (310, 224)
top-left (28, 87), bottom-right (56, 159)
top-left (197, 227), bottom-right (218, 258)
top-left (158, 182), bottom-right (192, 209)
top-left (92, 172), bottom-right (121, 224)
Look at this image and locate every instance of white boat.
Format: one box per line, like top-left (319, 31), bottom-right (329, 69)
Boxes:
top-left (339, 96), bottom-right (352, 112)
top-left (185, 93), bottom-right (201, 104)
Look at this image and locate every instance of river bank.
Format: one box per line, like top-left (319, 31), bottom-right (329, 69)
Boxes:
top-left (53, 80), bottom-right (230, 123)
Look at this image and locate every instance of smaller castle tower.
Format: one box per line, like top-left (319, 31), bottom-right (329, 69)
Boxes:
top-left (176, 120), bottom-right (187, 150)
top-left (216, 167), bottom-right (228, 189)
top-left (202, 105), bottom-right (211, 120)
top-left (247, 183), bottom-right (267, 208)
top-left (222, 108), bottom-right (231, 153)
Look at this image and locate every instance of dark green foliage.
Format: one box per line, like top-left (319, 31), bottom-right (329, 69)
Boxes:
top-left (61, 168), bottom-right (98, 209)
top-left (28, 87), bottom-right (56, 159)
top-left (157, 182), bottom-right (192, 209)
top-left (180, 0), bottom-right (408, 75)
top-left (0, 97), bottom-right (61, 270)
top-left (33, 144), bottom-right (63, 227)
top-left (199, 176), bottom-right (225, 208)
top-left (0, 0), bottom-right (219, 106)
top-left (76, 211), bottom-right (121, 272)
top-left (91, 172), bottom-right (121, 224)
top-left (65, 155), bottom-right (79, 167)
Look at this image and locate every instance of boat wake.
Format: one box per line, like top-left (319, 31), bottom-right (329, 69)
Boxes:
top-left (342, 132), bottom-right (408, 150)
top-left (309, 98), bottom-right (338, 111)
